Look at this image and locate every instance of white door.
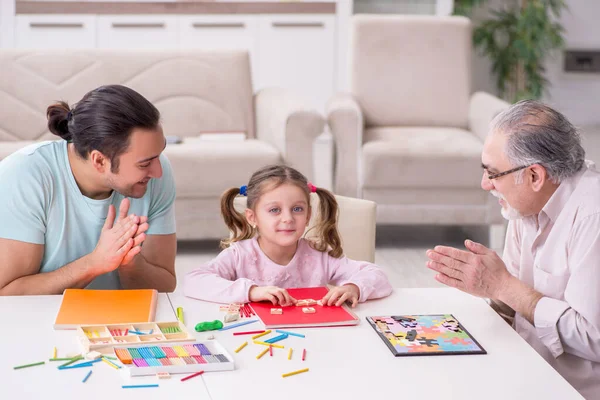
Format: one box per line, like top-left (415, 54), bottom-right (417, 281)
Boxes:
top-left (15, 15), bottom-right (96, 48)
top-left (257, 14), bottom-right (335, 112)
top-left (97, 15), bottom-right (178, 49)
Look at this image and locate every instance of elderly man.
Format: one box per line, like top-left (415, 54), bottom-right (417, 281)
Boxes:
top-left (426, 100), bottom-right (600, 399)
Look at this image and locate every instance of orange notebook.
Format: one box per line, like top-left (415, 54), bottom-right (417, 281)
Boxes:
top-left (54, 289), bottom-right (158, 330)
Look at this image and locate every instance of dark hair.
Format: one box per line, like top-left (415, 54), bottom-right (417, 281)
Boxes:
top-left (46, 85), bottom-right (160, 173)
top-left (220, 165), bottom-right (343, 258)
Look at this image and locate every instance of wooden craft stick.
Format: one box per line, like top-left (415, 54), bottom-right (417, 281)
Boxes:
top-left (13, 361), bottom-right (45, 370)
top-left (82, 370), bottom-right (92, 383)
top-left (253, 341), bottom-right (284, 349)
top-left (181, 371), bottom-right (204, 382)
top-left (234, 342), bottom-right (248, 353)
top-left (251, 330), bottom-right (271, 339)
top-left (282, 368), bottom-right (309, 378)
top-left (256, 348), bottom-right (269, 359)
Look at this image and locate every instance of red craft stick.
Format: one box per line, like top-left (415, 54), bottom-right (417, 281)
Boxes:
top-left (269, 345), bottom-right (273, 357)
top-left (181, 370), bottom-right (205, 382)
top-left (233, 330), bottom-right (266, 336)
top-left (302, 349), bottom-right (306, 361)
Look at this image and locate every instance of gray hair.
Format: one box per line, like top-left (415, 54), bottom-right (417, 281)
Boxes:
top-left (491, 100), bottom-right (585, 184)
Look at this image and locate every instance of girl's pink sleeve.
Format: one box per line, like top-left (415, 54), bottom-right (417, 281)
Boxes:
top-left (327, 255), bottom-right (393, 302)
top-left (183, 246), bottom-right (257, 304)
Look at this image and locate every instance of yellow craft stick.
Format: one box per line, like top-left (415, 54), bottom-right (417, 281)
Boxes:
top-left (282, 368), bottom-right (309, 378)
top-left (52, 347), bottom-right (57, 359)
top-left (93, 330), bottom-right (99, 338)
top-left (234, 341), bottom-right (248, 353)
top-left (256, 348), bottom-right (269, 359)
top-left (101, 357), bottom-right (120, 370)
top-left (252, 330), bottom-right (271, 340)
top-left (288, 348), bottom-right (293, 360)
top-left (253, 341), bottom-right (284, 349)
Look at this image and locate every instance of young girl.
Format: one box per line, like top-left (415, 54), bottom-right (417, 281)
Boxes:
top-left (184, 165), bottom-right (392, 307)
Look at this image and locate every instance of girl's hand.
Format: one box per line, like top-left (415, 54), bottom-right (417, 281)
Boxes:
top-left (321, 284), bottom-right (360, 307)
top-left (249, 286), bottom-right (297, 306)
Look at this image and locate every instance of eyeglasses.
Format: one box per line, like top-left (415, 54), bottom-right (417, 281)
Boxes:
top-left (486, 164), bottom-right (532, 180)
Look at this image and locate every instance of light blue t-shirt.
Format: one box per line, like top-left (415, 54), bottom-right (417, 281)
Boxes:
top-left (0, 140), bottom-right (176, 289)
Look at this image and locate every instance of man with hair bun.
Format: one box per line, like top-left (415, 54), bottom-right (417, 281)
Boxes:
top-left (427, 100), bottom-right (600, 399)
top-left (0, 85), bottom-right (176, 294)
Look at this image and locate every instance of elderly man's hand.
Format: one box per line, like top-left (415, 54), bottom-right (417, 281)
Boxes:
top-left (426, 239), bottom-right (512, 299)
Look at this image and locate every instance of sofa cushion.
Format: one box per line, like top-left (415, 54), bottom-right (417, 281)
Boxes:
top-left (352, 15), bottom-right (471, 128)
top-left (165, 138), bottom-right (281, 198)
top-left (361, 126), bottom-right (483, 189)
top-left (0, 141), bottom-right (37, 161)
top-left (0, 50), bottom-right (255, 141)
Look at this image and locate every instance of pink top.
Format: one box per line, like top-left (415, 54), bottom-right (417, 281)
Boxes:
top-left (503, 161), bottom-right (600, 399)
top-left (184, 237), bottom-right (393, 304)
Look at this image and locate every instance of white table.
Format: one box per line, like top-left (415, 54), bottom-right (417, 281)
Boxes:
top-left (168, 288), bottom-right (583, 400)
top-left (0, 294), bottom-right (211, 399)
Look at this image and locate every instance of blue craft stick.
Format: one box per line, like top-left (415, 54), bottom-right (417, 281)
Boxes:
top-left (129, 330), bottom-right (144, 335)
top-left (218, 319), bottom-right (259, 331)
top-left (264, 333), bottom-right (288, 344)
top-left (122, 384), bottom-right (159, 389)
top-left (82, 370), bottom-right (92, 383)
top-left (275, 329), bottom-right (305, 338)
top-left (149, 329), bottom-right (153, 334)
top-left (59, 359), bottom-right (102, 370)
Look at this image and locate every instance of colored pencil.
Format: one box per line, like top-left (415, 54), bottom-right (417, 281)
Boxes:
top-left (181, 371), bottom-right (204, 382)
top-left (13, 361), bottom-right (45, 370)
top-left (282, 368), bottom-right (309, 378)
top-left (233, 330), bottom-right (265, 336)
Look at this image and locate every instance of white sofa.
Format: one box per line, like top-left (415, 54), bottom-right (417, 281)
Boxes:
top-left (0, 50), bottom-right (325, 239)
top-left (327, 15), bottom-right (510, 243)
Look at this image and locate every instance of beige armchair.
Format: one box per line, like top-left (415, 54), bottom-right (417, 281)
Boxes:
top-left (0, 50), bottom-right (324, 240)
top-left (327, 15), bottom-right (510, 244)
top-left (236, 194), bottom-right (376, 262)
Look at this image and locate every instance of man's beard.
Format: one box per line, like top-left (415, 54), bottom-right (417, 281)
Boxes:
top-left (490, 190), bottom-right (523, 220)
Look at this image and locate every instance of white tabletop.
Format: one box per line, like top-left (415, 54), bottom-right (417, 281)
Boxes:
top-left (168, 288), bottom-right (583, 400)
top-left (0, 293), bottom-right (211, 399)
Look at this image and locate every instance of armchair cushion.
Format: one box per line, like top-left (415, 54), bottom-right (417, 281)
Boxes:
top-left (362, 127), bottom-right (483, 189)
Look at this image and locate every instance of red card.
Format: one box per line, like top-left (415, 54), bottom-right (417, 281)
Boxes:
top-left (249, 287), bottom-right (359, 329)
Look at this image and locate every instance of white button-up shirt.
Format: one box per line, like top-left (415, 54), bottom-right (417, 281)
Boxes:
top-left (503, 162), bottom-right (600, 399)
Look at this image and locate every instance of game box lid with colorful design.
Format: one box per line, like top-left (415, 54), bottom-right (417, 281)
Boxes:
top-left (366, 314), bottom-right (486, 356)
